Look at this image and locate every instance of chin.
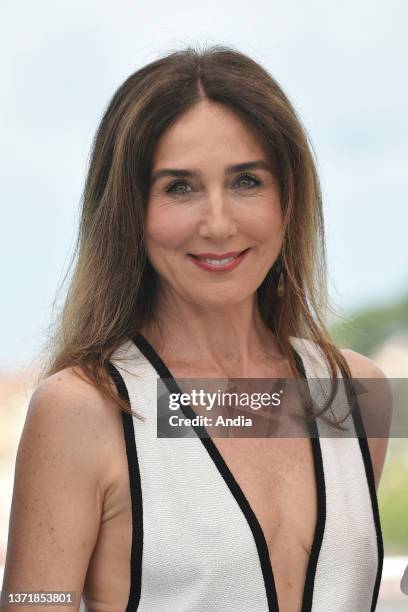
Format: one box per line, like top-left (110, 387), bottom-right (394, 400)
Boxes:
top-left (191, 290), bottom-right (254, 308)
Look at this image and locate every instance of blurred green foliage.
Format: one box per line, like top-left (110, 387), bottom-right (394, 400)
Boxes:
top-left (329, 294), bottom-right (408, 355)
top-left (377, 440), bottom-right (408, 553)
top-left (328, 293), bottom-right (408, 555)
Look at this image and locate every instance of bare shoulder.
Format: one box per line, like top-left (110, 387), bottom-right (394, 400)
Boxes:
top-left (30, 367), bottom-right (119, 413)
top-left (339, 348), bottom-right (388, 379)
top-left (25, 366), bottom-right (125, 495)
top-left (339, 348), bottom-right (393, 490)
top-left (2, 366), bottom-right (127, 599)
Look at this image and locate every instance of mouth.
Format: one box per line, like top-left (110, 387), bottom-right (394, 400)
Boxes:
top-left (187, 248), bottom-right (251, 272)
top-left (188, 247), bottom-right (250, 264)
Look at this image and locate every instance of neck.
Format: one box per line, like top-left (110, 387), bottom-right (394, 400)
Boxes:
top-left (139, 290), bottom-right (284, 377)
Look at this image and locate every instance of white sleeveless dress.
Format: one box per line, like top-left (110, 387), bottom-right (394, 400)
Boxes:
top-left (100, 333), bottom-right (383, 612)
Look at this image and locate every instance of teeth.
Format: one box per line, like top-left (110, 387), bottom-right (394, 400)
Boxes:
top-left (199, 256), bottom-right (236, 265)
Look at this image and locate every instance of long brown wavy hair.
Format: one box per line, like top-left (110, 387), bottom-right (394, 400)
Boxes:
top-left (41, 43), bottom-right (354, 427)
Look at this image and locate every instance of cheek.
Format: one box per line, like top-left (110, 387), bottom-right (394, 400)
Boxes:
top-left (145, 206), bottom-right (194, 252)
top-left (246, 197), bottom-right (283, 245)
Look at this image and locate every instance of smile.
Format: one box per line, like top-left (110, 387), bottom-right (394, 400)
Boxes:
top-left (187, 248), bottom-right (251, 272)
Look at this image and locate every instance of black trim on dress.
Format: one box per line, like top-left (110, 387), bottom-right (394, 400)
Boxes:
top-left (108, 362), bottom-right (143, 612)
top-left (350, 388), bottom-right (384, 612)
top-left (293, 352), bottom-right (327, 612)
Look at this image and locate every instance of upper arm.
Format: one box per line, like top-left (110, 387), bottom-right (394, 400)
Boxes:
top-left (340, 348), bottom-right (393, 491)
top-left (2, 368), bottom-right (116, 611)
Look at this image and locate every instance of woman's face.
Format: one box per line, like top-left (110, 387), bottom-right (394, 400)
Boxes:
top-left (145, 99), bottom-right (283, 309)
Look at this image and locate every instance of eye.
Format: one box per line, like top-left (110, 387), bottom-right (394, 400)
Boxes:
top-left (235, 173), bottom-right (261, 189)
top-left (164, 180), bottom-right (192, 195)
top-left (164, 173), bottom-right (261, 196)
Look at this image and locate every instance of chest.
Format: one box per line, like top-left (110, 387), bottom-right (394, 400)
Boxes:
top-left (83, 420), bottom-right (318, 612)
top-left (211, 436), bottom-right (318, 611)
top-left (168, 359), bottom-right (318, 605)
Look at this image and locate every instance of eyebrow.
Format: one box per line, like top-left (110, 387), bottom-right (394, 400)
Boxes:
top-left (150, 160), bottom-right (273, 185)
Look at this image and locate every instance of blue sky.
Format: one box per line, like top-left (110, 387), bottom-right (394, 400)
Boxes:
top-left (1, 0), bottom-right (407, 371)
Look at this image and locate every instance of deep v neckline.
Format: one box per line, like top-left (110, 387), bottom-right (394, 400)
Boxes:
top-left (132, 332), bottom-right (326, 612)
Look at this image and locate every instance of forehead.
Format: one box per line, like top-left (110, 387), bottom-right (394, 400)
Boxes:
top-left (151, 100), bottom-right (269, 167)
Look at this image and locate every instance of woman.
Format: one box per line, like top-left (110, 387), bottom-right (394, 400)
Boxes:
top-left (3, 45), bottom-right (391, 612)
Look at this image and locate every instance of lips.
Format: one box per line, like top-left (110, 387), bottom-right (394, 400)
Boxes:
top-left (190, 248), bottom-right (249, 261)
top-left (187, 248), bottom-right (251, 272)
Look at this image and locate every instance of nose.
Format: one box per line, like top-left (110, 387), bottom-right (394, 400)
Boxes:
top-left (197, 192), bottom-right (238, 241)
